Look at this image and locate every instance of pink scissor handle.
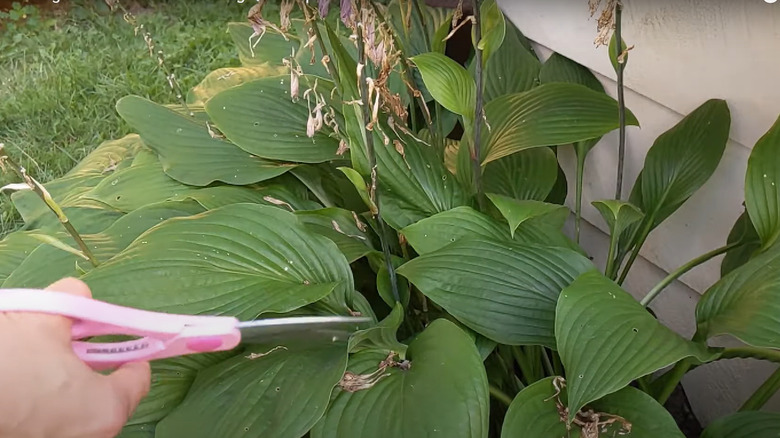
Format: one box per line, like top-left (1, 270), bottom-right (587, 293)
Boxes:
top-left (0, 289), bottom-right (241, 371)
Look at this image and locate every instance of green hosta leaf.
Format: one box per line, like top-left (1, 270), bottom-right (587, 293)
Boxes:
top-left (696, 241), bottom-right (780, 348)
top-left (412, 52), bottom-right (476, 119)
top-left (117, 95), bottom-right (293, 186)
top-left (473, 0), bottom-right (506, 66)
top-left (187, 66), bottom-right (278, 106)
top-left (311, 319), bottom-right (489, 438)
top-left (118, 423), bottom-right (155, 438)
top-left (400, 206), bottom-right (579, 256)
top-left (374, 123), bottom-right (469, 230)
top-left (156, 342), bottom-right (347, 438)
top-left (83, 160), bottom-right (199, 212)
top-left (206, 75), bottom-right (341, 163)
top-left (487, 193), bottom-right (569, 237)
top-left (540, 53), bottom-right (604, 93)
top-left (296, 207), bottom-right (376, 263)
top-left (398, 239), bottom-right (593, 347)
top-left (637, 99), bottom-right (730, 228)
top-left (721, 210), bottom-right (762, 276)
top-left (609, 32), bottom-right (630, 73)
top-left (592, 200), bottom-right (644, 239)
top-left (387, 1), bottom-right (450, 56)
top-left (2, 201), bottom-right (206, 288)
top-left (83, 204), bottom-right (354, 318)
top-left (127, 352), bottom-right (235, 426)
top-left (546, 159), bottom-right (569, 205)
top-left (0, 231), bottom-right (41, 283)
top-left (745, 115), bottom-right (780, 249)
top-left (291, 164), bottom-right (366, 212)
top-left (482, 83), bottom-right (638, 165)
top-left (501, 377), bottom-right (684, 437)
top-left (483, 147), bottom-right (558, 201)
top-left (227, 22), bottom-right (299, 68)
top-left (348, 302), bottom-right (407, 357)
top-left (556, 271), bottom-right (715, 417)
top-left (10, 134), bottom-right (141, 227)
top-left (484, 22), bottom-right (539, 102)
top-left (701, 411), bottom-right (780, 438)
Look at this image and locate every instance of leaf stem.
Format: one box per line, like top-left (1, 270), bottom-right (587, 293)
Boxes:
top-left (471, 0), bottom-right (485, 207)
top-left (356, 13), bottom-right (401, 304)
top-left (640, 242), bottom-right (741, 307)
top-left (604, 226), bottom-right (620, 280)
top-left (616, 217), bottom-right (653, 284)
top-left (614, 0), bottom-right (626, 200)
top-left (741, 367), bottom-right (780, 411)
top-left (0, 145), bottom-right (99, 267)
top-left (489, 384), bottom-right (514, 407)
top-left (574, 145), bottom-right (585, 243)
top-left (655, 359), bottom-right (691, 405)
top-left (541, 348), bottom-right (555, 377)
top-left (720, 346), bottom-right (780, 364)
top-left (298, 1), bottom-right (343, 96)
top-left (511, 346), bottom-right (536, 385)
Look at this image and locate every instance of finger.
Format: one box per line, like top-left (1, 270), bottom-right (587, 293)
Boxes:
top-left (43, 277), bottom-right (93, 333)
top-left (104, 361), bottom-right (152, 419)
top-left (45, 277), bottom-right (92, 298)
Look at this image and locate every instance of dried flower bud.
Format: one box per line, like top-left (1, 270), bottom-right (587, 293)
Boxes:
top-left (340, 0), bottom-right (354, 26)
top-left (318, 0), bottom-right (331, 18)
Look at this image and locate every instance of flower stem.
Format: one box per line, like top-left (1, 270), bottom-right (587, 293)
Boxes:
top-left (0, 145), bottom-right (99, 267)
top-left (356, 13), bottom-right (401, 304)
top-left (614, 0), bottom-right (626, 200)
top-left (741, 367), bottom-right (780, 411)
top-left (471, 0), bottom-right (485, 208)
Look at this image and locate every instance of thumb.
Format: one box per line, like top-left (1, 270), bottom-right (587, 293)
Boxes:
top-left (104, 361), bottom-right (152, 418)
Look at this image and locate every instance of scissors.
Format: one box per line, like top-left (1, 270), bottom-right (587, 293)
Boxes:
top-left (0, 288), bottom-right (372, 371)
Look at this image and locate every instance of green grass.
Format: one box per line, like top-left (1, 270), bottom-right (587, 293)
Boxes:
top-left (0, 0), bottom-right (251, 236)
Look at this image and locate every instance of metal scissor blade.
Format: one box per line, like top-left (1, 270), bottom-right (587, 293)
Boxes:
top-left (236, 316), bottom-right (372, 346)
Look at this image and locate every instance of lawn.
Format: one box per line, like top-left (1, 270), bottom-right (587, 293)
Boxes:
top-left (0, 0), bottom-right (250, 236)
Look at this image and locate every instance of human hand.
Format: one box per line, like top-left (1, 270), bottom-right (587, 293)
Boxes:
top-left (0, 278), bottom-right (151, 438)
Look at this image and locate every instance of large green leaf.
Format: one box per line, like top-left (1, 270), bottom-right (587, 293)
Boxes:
top-left (482, 147), bottom-right (558, 201)
top-left (745, 115), bottom-right (780, 249)
top-left (637, 99), bottom-right (731, 228)
top-left (295, 207), bottom-right (376, 263)
top-left (116, 95), bottom-right (293, 186)
top-left (156, 342), bottom-right (347, 438)
top-left (411, 52), bottom-right (476, 119)
top-left (696, 241), bottom-right (780, 348)
top-left (501, 377), bottom-right (684, 437)
top-left (311, 319), bottom-right (489, 438)
top-left (487, 194), bottom-right (569, 237)
top-left (701, 411), bottom-right (780, 438)
top-left (484, 22), bottom-right (539, 102)
top-left (83, 160), bottom-right (199, 212)
top-left (187, 66), bottom-right (279, 106)
top-left (387, 1), bottom-right (450, 57)
top-left (82, 204), bottom-right (354, 318)
top-left (10, 134), bottom-right (141, 228)
top-left (373, 122), bottom-right (470, 230)
top-left (398, 239), bottom-right (594, 347)
top-left (556, 271), bottom-right (715, 417)
top-left (539, 53), bottom-right (604, 93)
top-left (205, 75), bottom-right (341, 163)
top-left (126, 352), bottom-right (235, 427)
top-left (482, 83), bottom-right (638, 164)
top-left (721, 210), bottom-right (762, 276)
top-left (400, 206), bottom-right (577, 256)
top-left (2, 201), bottom-right (206, 288)
top-left (0, 231), bottom-right (47, 283)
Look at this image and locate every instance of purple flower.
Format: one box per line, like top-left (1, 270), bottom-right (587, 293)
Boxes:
top-left (318, 0), bottom-right (331, 18)
top-left (340, 0), bottom-right (354, 26)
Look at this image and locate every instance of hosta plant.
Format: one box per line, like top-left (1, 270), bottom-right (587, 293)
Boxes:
top-left (1, 1), bottom-right (780, 437)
